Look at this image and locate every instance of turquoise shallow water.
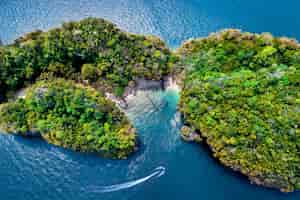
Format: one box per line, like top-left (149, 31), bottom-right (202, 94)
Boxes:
top-left (1, 0), bottom-right (300, 199)
top-left (0, 90), bottom-right (299, 200)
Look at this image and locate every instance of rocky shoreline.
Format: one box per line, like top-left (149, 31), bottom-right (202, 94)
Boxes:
top-left (13, 69), bottom-right (296, 192)
top-left (3, 18), bottom-right (298, 192)
top-left (105, 75), bottom-right (181, 110)
top-left (180, 125), bottom-right (202, 143)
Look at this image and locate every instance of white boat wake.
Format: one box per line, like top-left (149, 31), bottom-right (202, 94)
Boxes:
top-left (86, 166), bottom-right (166, 193)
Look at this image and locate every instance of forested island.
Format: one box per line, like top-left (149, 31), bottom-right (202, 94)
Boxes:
top-left (178, 30), bottom-right (300, 192)
top-left (0, 17), bottom-right (176, 101)
top-left (0, 18), bottom-right (299, 192)
top-left (0, 17), bottom-right (176, 158)
top-left (0, 80), bottom-right (136, 158)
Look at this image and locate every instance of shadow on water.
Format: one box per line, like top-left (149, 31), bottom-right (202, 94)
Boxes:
top-left (1, 0), bottom-right (300, 199)
top-left (0, 89), bottom-right (300, 200)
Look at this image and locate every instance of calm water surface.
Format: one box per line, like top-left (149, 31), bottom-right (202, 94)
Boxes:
top-left (1, 1), bottom-right (300, 199)
top-left (1, 0), bottom-right (300, 47)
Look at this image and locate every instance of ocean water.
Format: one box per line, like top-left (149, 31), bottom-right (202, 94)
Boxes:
top-left (0, 89), bottom-right (299, 200)
top-left (1, 0), bottom-right (300, 47)
top-left (1, 1), bottom-right (300, 200)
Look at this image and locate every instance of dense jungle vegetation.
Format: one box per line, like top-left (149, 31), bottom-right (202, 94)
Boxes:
top-left (0, 79), bottom-right (136, 158)
top-left (0, 17), bottom-right (177, 101)
top-left (178, 29), bottom-right (300, 192)
top-left (0, 17), bottom-right (299, 191)
top-left (0, 17), bottom-right (177, 158)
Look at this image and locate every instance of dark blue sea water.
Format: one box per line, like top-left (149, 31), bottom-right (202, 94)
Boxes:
top-left (1, 1), bottom-right (300, 200)
top-left (1, 0), bottom-right (300, 47)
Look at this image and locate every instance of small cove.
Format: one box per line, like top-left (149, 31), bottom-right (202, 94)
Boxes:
top-left (0, 89), bottom-right (299, 199)
top-left (1, 0), bottom-right (300, 199)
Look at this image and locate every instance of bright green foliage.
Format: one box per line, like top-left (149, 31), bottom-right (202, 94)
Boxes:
top-left (0, 79), bottom-right (136, 159)
top-left (1, 18), bottom-right (300, 191)
top-left (81, 63), bottom-right (97, 80)
top-left (0, 17), bottom-right (177, 100)
top-left (179, 29), bottom-right (300, 192)
top-left (0, 17), bottom-right (178, 159)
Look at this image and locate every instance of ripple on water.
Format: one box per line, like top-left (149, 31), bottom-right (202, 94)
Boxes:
top-left (1, 89), bottom-right (300, 200)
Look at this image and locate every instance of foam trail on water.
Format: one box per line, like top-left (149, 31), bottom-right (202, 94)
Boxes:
top-left (86, 166), bottom-right (166, 193)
